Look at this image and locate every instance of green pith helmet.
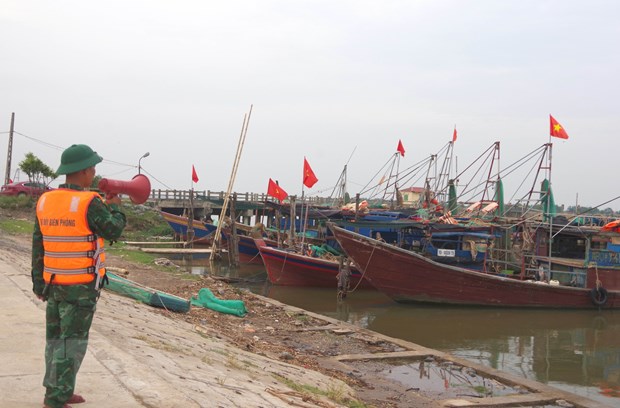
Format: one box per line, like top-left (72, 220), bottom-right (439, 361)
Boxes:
top-left (56, 144), bottom-right (103, 175)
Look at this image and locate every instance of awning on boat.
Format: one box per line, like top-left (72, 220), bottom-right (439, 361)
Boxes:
top-left (331, 219), bottom-right (424, 230)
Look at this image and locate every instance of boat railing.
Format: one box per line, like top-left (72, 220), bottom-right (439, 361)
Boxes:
top-left (487, 249), bottom-right (589, 287)
top-left (485, 247), bottom-right (523, 277)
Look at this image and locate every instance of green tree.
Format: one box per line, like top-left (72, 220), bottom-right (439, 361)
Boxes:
top-left (18, 153), bottom-right (56, 185)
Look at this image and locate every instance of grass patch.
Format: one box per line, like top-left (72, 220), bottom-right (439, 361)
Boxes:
top-left (107, 242), bottom-right (163, 264)
top-left (0, 195), bottom-right (35, 210)
top-left (0, 218), bottom-right (34, 235)
top-left (226, 354), bottom-right (243, 369)
top-left (121, 205), bottom-right (174, 241)
top-left (272, 374), bottom-right (367, 408)
top-left (133, 335), bottom-right (185, 354)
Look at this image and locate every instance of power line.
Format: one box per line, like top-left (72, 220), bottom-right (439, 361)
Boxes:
top-left (14, 131), bottom-right (65, 151)
top-left (13, 131), bottom-right (136, 168)
top-left (140, 167), bottom-right (173, 190)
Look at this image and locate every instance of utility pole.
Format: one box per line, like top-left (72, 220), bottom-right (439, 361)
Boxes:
top-left (4, 113), bottom-right (15, 186)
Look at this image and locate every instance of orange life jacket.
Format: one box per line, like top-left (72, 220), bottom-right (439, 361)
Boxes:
top-left (36, 189), bottom-right (106, 286)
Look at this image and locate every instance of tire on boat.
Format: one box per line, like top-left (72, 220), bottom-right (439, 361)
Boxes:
top-left (590, 287), bottom-right (608, 307)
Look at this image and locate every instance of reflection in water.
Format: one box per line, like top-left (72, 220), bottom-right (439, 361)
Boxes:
top-left (366, 306), bottom-right (620, 405)
top-left (186, 261), bottom-right (620, 406)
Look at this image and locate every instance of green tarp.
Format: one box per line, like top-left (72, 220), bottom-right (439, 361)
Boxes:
top-left (106, 272), bottom-right (247, 316)
top-left (448, 180), bottom-right (458, 213)
top-left (494, 178), bottom-right (504, 216)
top-left (191, 288), bottom-right (247, 317)
top-left (540, 179), bottom-right (556, 221)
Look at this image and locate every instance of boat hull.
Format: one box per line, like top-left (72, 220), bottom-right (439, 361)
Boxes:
top-left (329, 224), bottom-right (620, 309)
top-left (255, 239), bottom-right (374, 289)
top-left (161, 211), bottom-right (274, 264)
top-left (161, 211), bottom-right (217, 240)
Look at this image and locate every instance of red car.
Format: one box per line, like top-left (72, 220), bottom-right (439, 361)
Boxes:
top-left (0, 181), bottom-right (54, 197)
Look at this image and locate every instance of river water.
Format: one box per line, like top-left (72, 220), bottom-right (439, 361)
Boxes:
top-left (188, 261), bottom-right (620, 406)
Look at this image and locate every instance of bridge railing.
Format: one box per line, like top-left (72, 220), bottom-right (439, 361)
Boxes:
top-left (148, 190), bottom-right (338, 205)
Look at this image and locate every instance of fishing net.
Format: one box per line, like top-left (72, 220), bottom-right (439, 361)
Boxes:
top-left (105, 272), bottom-right (191, 313)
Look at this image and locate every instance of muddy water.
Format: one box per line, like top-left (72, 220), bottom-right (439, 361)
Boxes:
top-left (181, 260), bottom-right (620, 406)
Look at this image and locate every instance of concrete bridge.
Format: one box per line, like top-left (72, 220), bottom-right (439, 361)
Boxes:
top-left (147, 189), bottom-right (339, 224)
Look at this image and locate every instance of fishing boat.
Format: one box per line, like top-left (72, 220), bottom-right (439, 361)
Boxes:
top-left (254, 238), bottom-right (374, 289)
top-left (160, 211), bottom-right (276, 264)
top-left (161, 210), bottom-right (217, 241)
top-left (328, 223), bottom-right (620, 309)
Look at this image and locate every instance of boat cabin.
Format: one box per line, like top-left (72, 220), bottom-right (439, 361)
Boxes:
top-left (422, 231), bottom-right (494, 268)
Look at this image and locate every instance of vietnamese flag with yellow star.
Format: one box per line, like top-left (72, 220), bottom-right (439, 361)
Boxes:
top-left (267, 178), bottom-right (288, 201)
top-left (550, 115), bottom-right (569, 139)
top-left (303, 157), bottom-right (318, 188)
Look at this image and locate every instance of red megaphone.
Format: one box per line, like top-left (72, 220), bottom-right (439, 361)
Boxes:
top-left (98, 174), bottom-right (151, 204)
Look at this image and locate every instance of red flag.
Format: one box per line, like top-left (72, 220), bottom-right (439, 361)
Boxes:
top-left (303, 157), bottom-right (318, 188)
top-left (396, 139), bottom-right (405, 157)
top-left (550, 115), bottom-right (569, 139)
top-left (191, 165), bottom-right (199, 183)
top-left (452, 127), bottom-right (457, 142)
top-left (267, 178), bottom-right (288, 201)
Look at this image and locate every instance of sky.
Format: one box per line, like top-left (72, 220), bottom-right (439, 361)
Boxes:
top-left (1, 0), bottom-right (619, 210)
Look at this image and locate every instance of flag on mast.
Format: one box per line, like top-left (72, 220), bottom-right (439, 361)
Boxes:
top-left (267, 178), bottom-right (288, 201)
top-left (550, 115), bottom-right (569, 139)
top-left (452, 127), bottom-right (457, 142)
top-left (191, 165), bottom-right (199, 183)
top-left (303, 158), bottom-right (318, 188)
top-left (396, 139), bottom-right (405, 157)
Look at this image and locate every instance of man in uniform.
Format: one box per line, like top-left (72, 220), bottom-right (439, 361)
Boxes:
top-left (31, 144), bottom-right (126, 408)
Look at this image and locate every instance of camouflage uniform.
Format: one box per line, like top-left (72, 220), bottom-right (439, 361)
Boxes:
top-left (32, 183), bottom-right (126, 408)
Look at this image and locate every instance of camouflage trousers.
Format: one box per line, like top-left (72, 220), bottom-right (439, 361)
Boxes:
top-left (43, 284), bottom-right (98, 408)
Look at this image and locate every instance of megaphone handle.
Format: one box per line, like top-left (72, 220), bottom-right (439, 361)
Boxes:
top-left (105, 193), bottom-right (121, 206)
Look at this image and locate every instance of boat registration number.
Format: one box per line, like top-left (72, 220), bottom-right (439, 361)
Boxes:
top-left (437, 249), bottom-right (455, 257)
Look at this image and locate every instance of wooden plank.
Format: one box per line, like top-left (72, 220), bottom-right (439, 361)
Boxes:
top-left (124, 241), bottom-right (183, 246)
top-left (140, 248), bottom-right (217, 254)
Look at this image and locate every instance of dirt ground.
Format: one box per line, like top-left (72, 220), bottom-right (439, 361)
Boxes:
top-left (104, 253), bottom-right (437, 407)
top-left (0, 206), bottom-right (439, 408)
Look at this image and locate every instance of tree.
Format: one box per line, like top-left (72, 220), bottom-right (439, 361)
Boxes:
top-left (18, 153), bottom-right (56, 186)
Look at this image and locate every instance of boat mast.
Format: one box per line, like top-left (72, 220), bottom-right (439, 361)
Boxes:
top-left (546, 142), bottom-right (553, 274)
top-left (435, 140), bottom-right (454, 205)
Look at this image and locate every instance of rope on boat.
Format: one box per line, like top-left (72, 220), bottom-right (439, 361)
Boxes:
top-left (590, 261), bottom-right (602, 289)
top-left (336, 257), bottom-right (351, 300)
top-left (274, 250), bottom-right (289, 283)
top-left (240, 251), bottom-right (261, 264)
top-left (344, 242), bottom-right (378, 295)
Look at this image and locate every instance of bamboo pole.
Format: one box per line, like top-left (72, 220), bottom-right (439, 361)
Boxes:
top-left (186, 189), bottom-right (195, 248)
top-left (210, 105), bottom-right (253, 262)
top-left (288, 196), bottom-right (296, 248)
top-left (230, 193), bottom-right (239, 266)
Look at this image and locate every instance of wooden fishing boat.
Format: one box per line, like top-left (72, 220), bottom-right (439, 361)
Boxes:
top-left (254, 238), bottom-right (374, 289)
top-left (161, 211), bottom-right (217, 241)
top-left (328, 223), bottom-right (620, 309)
top-left (160, 211), bottom-right (276, 264)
